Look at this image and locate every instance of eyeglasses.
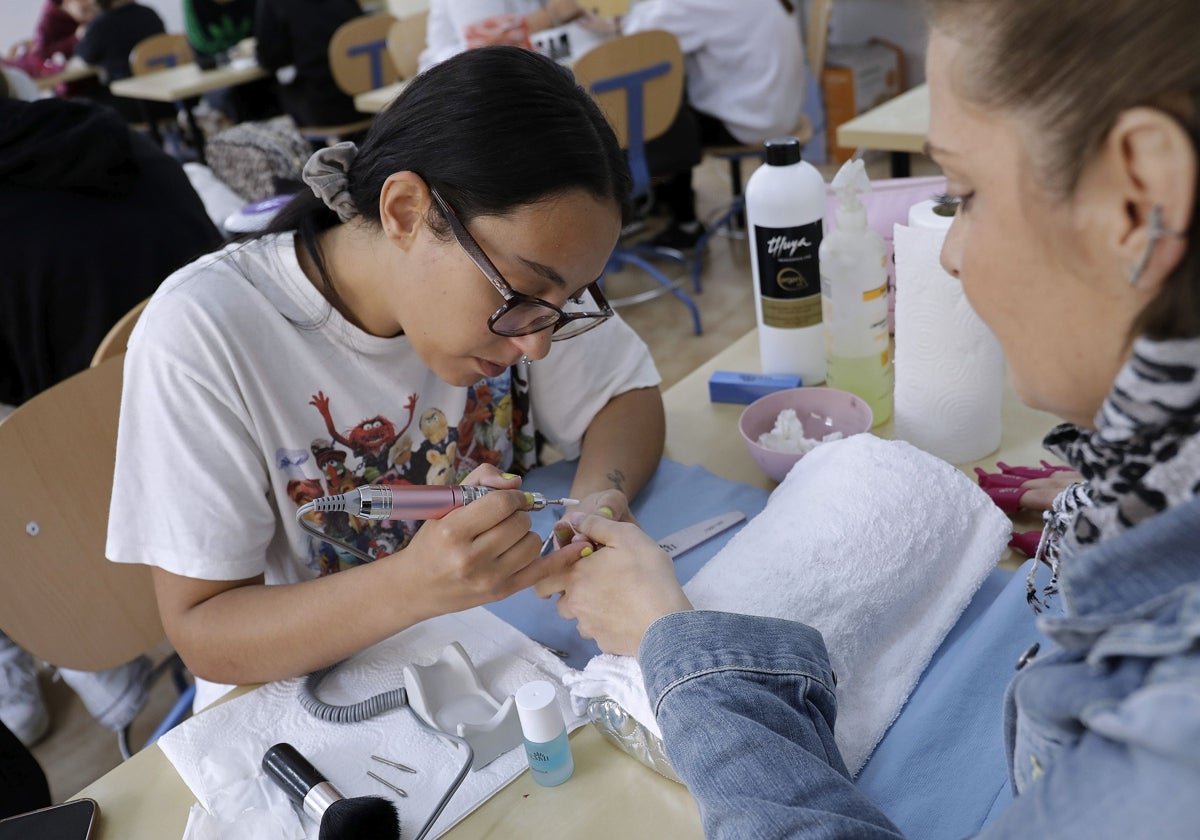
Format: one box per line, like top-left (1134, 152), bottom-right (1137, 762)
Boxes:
top-left (430, 187), bottom-right (613, 341)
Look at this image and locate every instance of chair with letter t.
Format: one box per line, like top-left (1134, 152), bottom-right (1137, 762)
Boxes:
top-left (301, 13), bottom-right (400, 144)
top-left (572, 29), bottom-right (703, 335)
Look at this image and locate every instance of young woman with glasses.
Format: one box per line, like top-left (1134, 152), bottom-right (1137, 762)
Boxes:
top-left (107, 46), bottom-right (664, 708)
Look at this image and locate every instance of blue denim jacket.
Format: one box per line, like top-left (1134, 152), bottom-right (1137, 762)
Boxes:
top-left (639, 496), bottom-right (1200, 838)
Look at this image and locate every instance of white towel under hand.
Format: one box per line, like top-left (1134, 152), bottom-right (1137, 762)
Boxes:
top-left (564, 434), bottom-right (1011, 776)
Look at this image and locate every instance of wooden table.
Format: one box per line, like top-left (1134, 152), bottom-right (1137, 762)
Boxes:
top-left (354, 79), bottom-right (410, 114)
top-left (33, 61), bottom-right (98, 91)
top-left (110, 62), bottom-right (270, 163)
top-left (835, 83), bottom-right (929, 177)
top-left (76, 328), bottom-right (1059, 838)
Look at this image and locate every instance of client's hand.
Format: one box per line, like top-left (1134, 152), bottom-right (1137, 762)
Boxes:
top-left (536, 515), bottom-right (692, 656)
top-left (549, 488), bottom-right (636, 550)
top-left (1019, 470), bottom-right (1083, 511)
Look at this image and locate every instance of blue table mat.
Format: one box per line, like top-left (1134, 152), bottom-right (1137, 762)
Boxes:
top-left (483, 457), bottom-right (770, 669)
top-left (855, 560), bottom-right (1052, 838)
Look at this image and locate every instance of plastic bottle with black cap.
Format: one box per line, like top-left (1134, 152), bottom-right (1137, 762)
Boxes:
top-left (745, 136), bottom-right (828, 384)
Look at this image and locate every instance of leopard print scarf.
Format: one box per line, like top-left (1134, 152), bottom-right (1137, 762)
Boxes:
top-left (1027, 336), bottom-right (1200, 612)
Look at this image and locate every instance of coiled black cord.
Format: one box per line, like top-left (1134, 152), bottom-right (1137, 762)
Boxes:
top-left (298, 664), bottom-right (475, 840)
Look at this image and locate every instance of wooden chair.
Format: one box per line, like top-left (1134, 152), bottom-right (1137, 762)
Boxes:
top-left (572, 29), bottom-right (702, 334)
top-left (386, 9), bottom-right (428, 80)
top-left (6, 39), bottom-right (33, 60)
top-left (299, 13), bottom-right (398, 143)
top-left (127, 33), bottom-right (197, 154)
top-left (0, 357), bottom-right (194, 758)
top-left (129, 32), bottom-right (194, 76)
top-left (90, 296), bottom-right (150, 367)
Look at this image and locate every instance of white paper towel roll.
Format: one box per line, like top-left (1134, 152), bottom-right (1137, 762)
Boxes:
top-left (892, 200), bottom-right (1004, 463)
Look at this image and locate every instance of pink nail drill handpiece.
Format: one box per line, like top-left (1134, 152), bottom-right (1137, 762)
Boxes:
top-left (303, 484), bottom-right (577, 521)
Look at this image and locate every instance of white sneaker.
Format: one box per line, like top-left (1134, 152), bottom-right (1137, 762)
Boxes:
top-left (58, 655), bottom-right (152, 732)
top-left (0, 634), bottom-right (50, 747)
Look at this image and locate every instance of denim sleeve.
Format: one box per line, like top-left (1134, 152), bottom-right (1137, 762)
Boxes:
top-left (640, 610), bottom-right (905, 839)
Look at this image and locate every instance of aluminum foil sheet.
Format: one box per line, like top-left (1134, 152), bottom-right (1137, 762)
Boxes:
top-left (585, 696), bottom-right (682, 784)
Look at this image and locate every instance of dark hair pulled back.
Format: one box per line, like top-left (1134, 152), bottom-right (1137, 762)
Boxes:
top-left (263, 46), bottom-right (631, 296)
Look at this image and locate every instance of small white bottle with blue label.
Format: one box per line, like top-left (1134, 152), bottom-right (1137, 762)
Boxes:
top-left (516, 680), bottom-right (573, 786)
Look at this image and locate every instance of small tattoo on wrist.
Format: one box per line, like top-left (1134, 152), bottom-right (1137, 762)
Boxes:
top-left (607, 468), bottom-right (626, 492)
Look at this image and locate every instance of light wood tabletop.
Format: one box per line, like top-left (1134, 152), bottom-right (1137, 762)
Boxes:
top-left (663, 329), bottom-right (1058, 490)
top-left (33, 61), bottom-right (98, 91)
top-left (76, 328), bottom-right (1058, 838)
top-left (109, 61), bottom-right (269, 103)
top-left (835, 82), bottom-right (930, 177)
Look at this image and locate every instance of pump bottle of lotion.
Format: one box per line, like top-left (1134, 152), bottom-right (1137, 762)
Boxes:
top-left (516, 680), bottom-right (573, 787)
top-left (745, 136), bottom-right (827, 383)
top-left (819, 158), bottom-right (893, 425)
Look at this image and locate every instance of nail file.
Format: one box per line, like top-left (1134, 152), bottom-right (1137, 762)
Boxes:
top-left (656, 511), bottom-right (746, 559)
top-left (540, 511), bottom-right (746, 559)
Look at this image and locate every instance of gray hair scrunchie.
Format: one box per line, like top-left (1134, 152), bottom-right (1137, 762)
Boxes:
top-left (302, 141), bottom-right (359, 223)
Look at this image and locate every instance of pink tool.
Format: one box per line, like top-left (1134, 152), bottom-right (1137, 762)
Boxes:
top-left (996, 460), bottom-right (1075, 480)
top-left (973, 468), bottom-right (1028, 489)
top-left (1008, 530), bottom-right (1043, 557)
top-left (984, 485), bottom-right (1028, 514)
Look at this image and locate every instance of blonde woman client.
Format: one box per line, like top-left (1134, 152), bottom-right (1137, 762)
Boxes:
top-left (538, 0), bottom-right (1200, 835)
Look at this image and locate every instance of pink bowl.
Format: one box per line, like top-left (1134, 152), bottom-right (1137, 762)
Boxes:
top-left (738, 387), bottom-right (874, 482)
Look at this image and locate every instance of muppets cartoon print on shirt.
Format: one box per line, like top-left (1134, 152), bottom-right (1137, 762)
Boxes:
top-left (277, 368), bottom-right (536, 575)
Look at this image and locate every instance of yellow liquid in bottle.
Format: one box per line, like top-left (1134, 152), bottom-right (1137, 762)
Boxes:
top-left (826, 351), bottom-right (894, 427)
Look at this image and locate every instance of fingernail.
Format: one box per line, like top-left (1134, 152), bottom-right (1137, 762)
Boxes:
top-left (501, 472), bottom-right (519, 479)
top-left (580, 546), bottom-right (593, 557)
top-left (524, 492), bottom-right (535, 508)
top-left (598, 506), bottom-right (614, 518)
top-left (554, 526), bottom-right (572, 544)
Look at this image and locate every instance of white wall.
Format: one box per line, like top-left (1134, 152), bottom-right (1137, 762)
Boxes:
top-left (2, 0), bottom-right (184, 52)
top-left (822, 0), bottom-right (929, 84)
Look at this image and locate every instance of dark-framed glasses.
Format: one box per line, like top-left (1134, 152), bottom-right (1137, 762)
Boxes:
top-left (430, 187), bottom-right (612, 341)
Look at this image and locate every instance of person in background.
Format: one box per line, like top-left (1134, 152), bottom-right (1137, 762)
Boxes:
top-left (614, 0), bottom-right (807, 249)
top-left (536, 0), bottom-right (1200, 835)
top-left (106, 47), bottom-right (664, 712)
top-left (254, 0), bottom-right (364, 130)
top-left (32, 0), bottom-right (97, 65)
top-left (74, 0), bottom-right (164, 84)
top-left (182, 0), bottom-right (279, 124)
top-left (74, 0), bottom-right (169, 123)
top-left (418, 0), bottom-right (584, 72)
top-left (0, 81), bottom-right (222, 747)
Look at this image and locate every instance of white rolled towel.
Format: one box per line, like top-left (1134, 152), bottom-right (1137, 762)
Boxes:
top-left (564, 434), bottom-right (1011, 776)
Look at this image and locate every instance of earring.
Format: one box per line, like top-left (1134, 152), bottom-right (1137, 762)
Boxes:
top-left (519, 355), bottom-right (532, 366)
top-left (1128, 205), bottom-right (1183, 286)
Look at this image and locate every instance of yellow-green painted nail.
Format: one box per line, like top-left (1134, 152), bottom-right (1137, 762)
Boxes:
top-left (580, 546), bottom-right (594, 557)
top-left (501, 472), bottom-right (519, 479)
top-left (524, 492), bottom-right (535, 507)
top-left (598, 506), bottom-right (614, 518)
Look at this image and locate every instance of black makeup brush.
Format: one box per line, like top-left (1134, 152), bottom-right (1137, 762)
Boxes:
top-left (263, 742), bottom-right (401, 840)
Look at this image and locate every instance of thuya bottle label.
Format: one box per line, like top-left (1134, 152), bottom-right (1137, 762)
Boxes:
top-left (754, 219), bottom-right (823, 329)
